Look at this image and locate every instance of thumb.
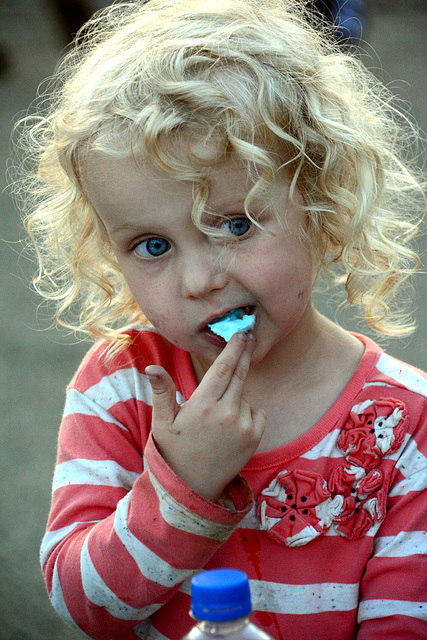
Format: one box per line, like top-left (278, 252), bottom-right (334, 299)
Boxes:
top-left (145, 365), bottom-right (180, 424)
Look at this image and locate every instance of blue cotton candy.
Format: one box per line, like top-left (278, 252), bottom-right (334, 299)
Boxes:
top-left (208, 312), bottom-right (256, 342)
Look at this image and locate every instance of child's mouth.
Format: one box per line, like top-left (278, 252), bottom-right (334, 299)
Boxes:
top-left (206, 306), bottom-right (256, 344)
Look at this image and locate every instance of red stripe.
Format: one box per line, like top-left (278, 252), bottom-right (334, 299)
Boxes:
top-left (211, 527), bottom-right (374, 584)
top-left (361, 554), bottom-right (427, 602)
top-left (58, 410), bottom-right (146, 469)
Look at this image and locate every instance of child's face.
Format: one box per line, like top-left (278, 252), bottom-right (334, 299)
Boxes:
top-left (82, 150), bottom-right (314, 367)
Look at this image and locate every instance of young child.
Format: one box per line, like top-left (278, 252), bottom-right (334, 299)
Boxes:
top-left (16, 0), bottom-right (427, 638)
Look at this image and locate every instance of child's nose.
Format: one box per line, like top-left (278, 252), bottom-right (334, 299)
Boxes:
top-left (180, 252), bottom-right (229, 299)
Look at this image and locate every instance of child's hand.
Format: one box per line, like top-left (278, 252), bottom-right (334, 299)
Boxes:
top-left (145, 333), bottom-right (266, 502)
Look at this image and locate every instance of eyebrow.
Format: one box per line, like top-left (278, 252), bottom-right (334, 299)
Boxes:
top-left (107, 220), bottom-right (146, 235)
top-left (103, 223), bottom-right (147, 243)
top-left (203, 197), bottom-right (249, 216)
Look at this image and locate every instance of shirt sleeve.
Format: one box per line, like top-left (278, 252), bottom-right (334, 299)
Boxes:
top-left (40, 352), bottom-right (253, 640)
top-left (356, 403), bottom-right (427, 638)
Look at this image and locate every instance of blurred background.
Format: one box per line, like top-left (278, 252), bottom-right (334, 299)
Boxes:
top-left (0, 1), bottom-right (426, 638)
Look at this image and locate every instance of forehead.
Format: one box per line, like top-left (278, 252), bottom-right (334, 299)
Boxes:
top-left (80, 148), bottom-right (252, 213)
top-left (81, 150), bottom-right (171, 195)
top-left (80, 133), bottom-right (229, 183)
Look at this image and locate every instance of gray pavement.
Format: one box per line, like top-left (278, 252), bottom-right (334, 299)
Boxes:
top-left (0, 2), bottom-right (426, 639)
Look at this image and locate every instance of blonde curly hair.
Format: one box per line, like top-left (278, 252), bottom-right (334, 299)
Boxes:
top-left (13, 0), bottom-right (425, 353)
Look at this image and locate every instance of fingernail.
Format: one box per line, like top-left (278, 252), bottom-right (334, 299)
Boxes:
top-left (145, 366), bottom-right (161, 383)
top-left (247, 331), bottom-right (256, 342)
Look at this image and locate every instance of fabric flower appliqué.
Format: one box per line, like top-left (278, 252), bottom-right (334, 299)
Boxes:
top-left (258, 469), bottom-right (344, 547)
top-left (258, 398), bottom-right (407, 547)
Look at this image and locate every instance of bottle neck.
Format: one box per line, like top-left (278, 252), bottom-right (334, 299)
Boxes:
top-left (196, 616), bottom-right (250, 635)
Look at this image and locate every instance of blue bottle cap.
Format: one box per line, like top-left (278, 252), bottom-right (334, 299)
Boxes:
top-left (191, 569), bottom-right (252, 622)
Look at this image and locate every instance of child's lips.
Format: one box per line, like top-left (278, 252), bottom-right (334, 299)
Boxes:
top-left (197, 305), bottom-right (256, 344)
top-left (202, 328), bottom-right (228, 349)
top-left (198, 305), bottom-right (256, 334)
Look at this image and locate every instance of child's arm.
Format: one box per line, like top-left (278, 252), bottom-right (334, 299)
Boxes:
top-left (41, 332), bottom-right (264, 640)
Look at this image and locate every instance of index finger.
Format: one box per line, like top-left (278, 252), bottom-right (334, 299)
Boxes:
top-left (222, 331), bottom-right (255, 403)
top-left (197, 332), bottom-right (249, 401)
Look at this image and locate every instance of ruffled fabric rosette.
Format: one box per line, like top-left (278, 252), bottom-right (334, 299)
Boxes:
top-left (258, 398), bottom-right (407, 547)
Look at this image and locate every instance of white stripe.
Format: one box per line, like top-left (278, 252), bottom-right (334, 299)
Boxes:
top-left (251, 579), bottom-right (359, 614)
top-left (388, 436), bottom-right (427, 496)
top-left (375, 353), bottom-right (427, 398)
top-left (114, 491), bottom-right (197, 587)
top-left (40, 520), bottom-right (100, 566)
top-left (75, 368), bottom-right (152, 408)
top-left (358, 598), bottom-right (427, 623)
top-left (374, 531), bottom-right (427, 558)
top-left (50, 562), bottom-right (93, 638)
top-left (65, 368), bottom-right (185, 417)
top-left (389, 470), bottom-right (427, 497)
top-left (301, 429), bottom-right (343, 459)
top-left (80, 533), bottom-right (162, 620)
top-left (64, 389), bottom-right (129, 431)
top-left (52, 459), bottom-right (139, 492)
top-left (181, 578), bottom-right (359, 615)
top-left (148, 469), bottom-right (236, 541)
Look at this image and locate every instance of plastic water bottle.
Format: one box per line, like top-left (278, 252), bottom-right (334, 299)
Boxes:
top-left (182, 569), bottom-right (275, 640)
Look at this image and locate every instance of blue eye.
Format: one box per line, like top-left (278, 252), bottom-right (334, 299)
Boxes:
top-left (134, 237), bottom-right (170, 258)
top-left (221, 217), bottom-right (251, 237)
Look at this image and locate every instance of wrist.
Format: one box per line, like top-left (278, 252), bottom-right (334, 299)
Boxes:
top-left (148, 433), bottom-right (253, 512)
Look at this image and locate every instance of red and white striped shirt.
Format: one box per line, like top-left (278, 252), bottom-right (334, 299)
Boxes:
top-left (41, 330), bottom-right (427, 639)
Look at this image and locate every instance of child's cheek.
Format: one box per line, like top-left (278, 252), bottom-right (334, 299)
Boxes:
top-left (140, 308), bottom-right (170, 332)
top-left (138, 307), bottom-right (188, 349)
